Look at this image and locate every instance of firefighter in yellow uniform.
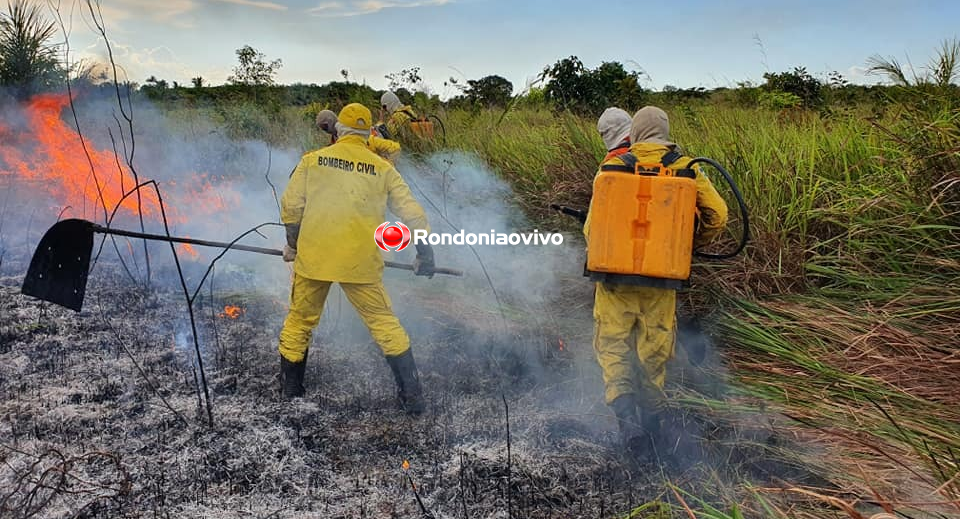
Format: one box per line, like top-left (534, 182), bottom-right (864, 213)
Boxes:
top-left (280, 103), bottom-right (435, 414)
top-left (378, 91), bottom-right (418, 140)
top-left (585, 106), bottom-right (728, 457)
top-left (316, 109), bottom-right (401, 163)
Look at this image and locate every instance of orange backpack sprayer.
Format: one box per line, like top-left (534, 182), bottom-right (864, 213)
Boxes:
top-left (408, 114), bottom-right (435, 139)
top-left (375, 109), bottom-right (448, 145)
top-left (407, 111), bottom-right (447, 145)
top-left (554, 150), bottom-right (749, 289)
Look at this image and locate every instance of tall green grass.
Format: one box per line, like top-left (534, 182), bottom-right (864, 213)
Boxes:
top-left (437, 102), bottom-right (960, 515)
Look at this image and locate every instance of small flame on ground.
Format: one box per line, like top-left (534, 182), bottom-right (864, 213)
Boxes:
top-left (178, 243), bottom-right (199, 259)
top-left (219, 305), bottom-right (244, 319)
top-left (402, 460), bottom-right (410, 471)
top-left (558, 338), bottom-right (565, 351)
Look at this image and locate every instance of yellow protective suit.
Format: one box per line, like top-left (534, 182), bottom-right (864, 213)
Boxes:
top-left (387, 105), bottom-right (417, 138)
top-left (318, 109), bottom-right (400, 162)
top-left (278, 276), bottom-right (409, 362)
top-left (587, 142), bottom-right (728, 404)
top-left (279, 134), bottom-right (430, 362)
top-left (368, 134), bottom-right (401, 162)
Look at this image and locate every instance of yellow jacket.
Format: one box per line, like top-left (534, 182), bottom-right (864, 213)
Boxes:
top-left (585, 143), bottom-right (728, 249)
top-left (332, 133), bottom-right (400, 163)
top-left (368, 134), bottom-right (401, 162)
top-left (387, 105), bottom-right (417, 137)
top-left (281, 134), bottom-right (430, 283)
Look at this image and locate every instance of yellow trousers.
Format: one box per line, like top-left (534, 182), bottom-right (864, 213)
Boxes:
top-left (593, 283), bottom-right (676, 404)
top-left (278, 274), bottom-right (410, 362)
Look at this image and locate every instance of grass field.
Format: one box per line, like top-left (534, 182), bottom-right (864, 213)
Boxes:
top-left (170, 94), bottom-right (960, 516)
top-left (398, 99), bottom-right (959, 516)
top-left (5, 81), bottom-right (957, 516)
top-left (492, 103), bottom-right (957, 511)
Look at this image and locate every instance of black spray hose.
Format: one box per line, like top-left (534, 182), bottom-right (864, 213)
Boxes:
top-left (428, 114), bottom-right (447, 146)
top-left (687, 157), bottom-right (750, 260)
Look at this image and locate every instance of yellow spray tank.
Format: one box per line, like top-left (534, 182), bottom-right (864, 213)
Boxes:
top-left (583, 151), bottom-right (749, 288)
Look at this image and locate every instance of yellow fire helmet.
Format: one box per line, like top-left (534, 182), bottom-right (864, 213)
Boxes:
top-left (338, 103), bottom-right (372, 131)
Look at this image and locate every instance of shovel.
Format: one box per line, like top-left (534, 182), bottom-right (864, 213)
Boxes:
top-left (21, 218), bottom-right (464, 312)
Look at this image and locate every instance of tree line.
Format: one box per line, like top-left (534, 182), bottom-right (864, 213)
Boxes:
top-left (2, 0), bottom-right (957, 115)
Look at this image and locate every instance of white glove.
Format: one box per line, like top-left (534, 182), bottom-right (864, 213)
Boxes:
top-left (282, 245), bottom-right (297, 262)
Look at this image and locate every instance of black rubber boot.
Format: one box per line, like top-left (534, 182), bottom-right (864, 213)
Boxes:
top-left (279, 353), bottom-right (306, 399)
top-left (385, 350), bottom-right (425, 416)
top-left (610, 394), bottom-right (651, 459)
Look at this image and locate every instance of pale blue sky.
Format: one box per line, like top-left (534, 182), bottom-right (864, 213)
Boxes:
top-left (67, 0), bottom-right (958, 96)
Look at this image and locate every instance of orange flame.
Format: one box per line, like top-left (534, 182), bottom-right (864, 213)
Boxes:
top-left (219, 305), bottom-right (243, 319)
top-left (402, 460), bottom-right (410, 471)
top-left (0, 94), bottom-right (161, 219)
top-left (0, 93), bottom-right (239, 236)
top-left (178, 243), bottom-right (199, 259)
top-left (558, 338), bottom-right (565, 351)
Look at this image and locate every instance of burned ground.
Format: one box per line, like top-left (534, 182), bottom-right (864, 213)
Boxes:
top-left (0, 246), bottom-right (834, 518)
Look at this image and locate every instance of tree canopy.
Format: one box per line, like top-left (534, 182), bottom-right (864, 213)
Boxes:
top-left (0, 0), bottom-right (65, 98)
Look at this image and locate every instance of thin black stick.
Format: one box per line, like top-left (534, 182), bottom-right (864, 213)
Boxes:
top-left (188, 223), bottom-right (283, 304)
top-left (137, 181), bottom-right (216, 425)
top-left (402, 163), bottom-right (508, 333)
top-left (48, 1), bottom-right (216, 427)
top-left (209, 269), bottom-right (223, 369)
top-left (503, 394), bottom-right (512, 519)
top-left (49, 2), bottom-right (138, 287)
top-left (96, 296), bottom-right (189, 426)
top-left (458, 452), bottom-right (470, 519)
top-left (405, 472), bottom-right (434, 519)
top-left (88, 0), bottom-right (151, 286)
top-left (263, 147), bottom-right (281, 220)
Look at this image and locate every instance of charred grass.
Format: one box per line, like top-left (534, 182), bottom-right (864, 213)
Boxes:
top-left (0, 257), bottom-right (838, 518)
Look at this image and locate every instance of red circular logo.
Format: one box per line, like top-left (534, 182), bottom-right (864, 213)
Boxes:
top-left (374, 221), bottom-right (411, 251)
top-left (382, 226), bottom-right (403, 247)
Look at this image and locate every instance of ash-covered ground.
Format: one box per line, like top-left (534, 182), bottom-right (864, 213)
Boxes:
top-left (0, 246), bottom-right (821, 518)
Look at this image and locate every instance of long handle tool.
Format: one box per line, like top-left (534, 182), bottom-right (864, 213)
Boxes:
top-left (21, 218), bottom-right (463, 311)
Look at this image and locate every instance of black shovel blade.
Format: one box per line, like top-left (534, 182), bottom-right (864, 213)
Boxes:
top-left (21, 218), bottom-right (96, 311)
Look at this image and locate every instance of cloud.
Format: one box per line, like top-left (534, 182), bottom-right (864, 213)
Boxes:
top-left (210, 0), bottom-right (289, 11)
top-left (845, 65), bottom-right (884, 85)
top-left (308, 0), bottom-right (453, 18)
top-left (90, 0), bottom-right (198, 29)
top-left (73, 39), bottom-right (226, 85)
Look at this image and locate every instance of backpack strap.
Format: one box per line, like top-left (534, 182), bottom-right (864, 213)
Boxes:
top-left (599, 149), bottom-right (697, 179)
top-left (660, 149), bottom-right (683, 166)
top-left (599, 152), bottom-right (638, 173)
top-left (662, 148), bottom-right (697, 179)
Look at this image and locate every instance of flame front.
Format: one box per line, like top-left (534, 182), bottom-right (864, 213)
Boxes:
top-left (0, 93), bottom-right (241, 241)
top-left (219, 305), bottom-right (244, 319)
top-left (0, 94), bottom-right (160, 219)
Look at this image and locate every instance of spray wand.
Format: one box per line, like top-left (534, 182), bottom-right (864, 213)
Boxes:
top-left (550, 204), bottom-right (587, 223)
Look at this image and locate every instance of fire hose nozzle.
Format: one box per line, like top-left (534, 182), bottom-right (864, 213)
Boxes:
top-left (550, 204), bottom-right (587, 224)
